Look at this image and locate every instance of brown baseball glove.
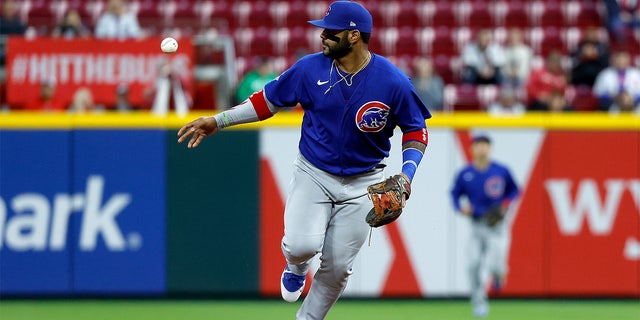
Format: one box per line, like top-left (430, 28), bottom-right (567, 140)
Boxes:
top-left (365, 174), bottom-right (411, 228)
top-left (483, 203), bottom-right (506, 227)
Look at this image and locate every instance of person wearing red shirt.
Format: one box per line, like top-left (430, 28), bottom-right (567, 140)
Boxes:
top-left (526, 51), bottom-right (568, 111)
top-left (24, 79), bottom-right (67, 112)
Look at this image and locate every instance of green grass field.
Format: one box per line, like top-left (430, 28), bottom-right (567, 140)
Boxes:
top-left (1, 299), bottom-right (639, 320)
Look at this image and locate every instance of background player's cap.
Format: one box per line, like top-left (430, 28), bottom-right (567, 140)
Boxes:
top-left (308, 1), bottom-right (373, 33)
top-left (472, 134), bottom-right (491, 144)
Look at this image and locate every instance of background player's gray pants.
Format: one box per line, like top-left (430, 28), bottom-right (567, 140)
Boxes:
top-left (468, 220), bottom-right (510, 308)
top-left (282, 154), bottom-right (384, 320)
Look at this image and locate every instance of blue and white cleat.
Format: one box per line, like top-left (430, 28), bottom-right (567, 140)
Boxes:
top-left (473, 303), bottom-right (489, 318)
top-left (280, 265), bottom-right (306, 302)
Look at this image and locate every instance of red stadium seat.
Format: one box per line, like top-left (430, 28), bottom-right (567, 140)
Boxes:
top-left (467, 5), bottom-right (493, 29)
top-left (538, 2), bottom-right (566, 28)
top-left (249, 27), bottom-right (275, 56)
top-left (395, 1), bottom-right (420, 28)
top-left (539, 27), bottom-right (565, 56)
top-left (431, 1), bottom-right (456, 28)
top-left (283, 1), bottom-right (311, 29)
top-left (395, 27), bottom-right (419, 56)
top-left (247, 1), bottom-right (273, 29)
top-left (445, 84), bottom-right (481, 111)
top-left (431, 27), bottom-right (456, 56)
top-left (26, 0), bottom-right (58, 34)
top-left (207, 1), bottom-right (233, 32)
top-left (286, 27), bottom-right (311, 57)
top-left (433, 54), bottom-right (456, 84)
top-left (268, 1), bottom-right (288, 28)
top-left (503, 2), bottom-right (530, 28)
top-left (575, 2), bottom-right (602, 28)
top-left (566, 85), bottom-right (598, 111)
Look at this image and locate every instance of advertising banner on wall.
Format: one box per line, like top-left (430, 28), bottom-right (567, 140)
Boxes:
top-left (258, 128), bottom-right (639, 297)
top-left (5, 37), bottom-right (194, 108)
top-left (0, 130), bottom-right (167, 295)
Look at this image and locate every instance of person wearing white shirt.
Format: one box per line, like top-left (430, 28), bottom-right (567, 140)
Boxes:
top-left (95, 0), bottom-right (142, 40)
top-left (503, 29), bottom-right (533, 87)
top-left (461, 29), bottom-right (506, 85)
top-left (593, 50), bottom-right (640, 111)
top-left (487, 87), bottom-right (526, 116)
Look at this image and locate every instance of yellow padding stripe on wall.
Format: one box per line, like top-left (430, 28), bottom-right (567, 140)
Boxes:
top-left (0, 111), bottom-right (638, 130)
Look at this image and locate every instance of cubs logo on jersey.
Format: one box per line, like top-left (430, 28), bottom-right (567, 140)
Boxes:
top-left (355, 101), bottom-right (390, 132)
top-left (485, 176), bottom-right (506, 198)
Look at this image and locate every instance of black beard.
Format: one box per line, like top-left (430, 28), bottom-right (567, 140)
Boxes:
top-left (323, 35), bottom-right (352, 59)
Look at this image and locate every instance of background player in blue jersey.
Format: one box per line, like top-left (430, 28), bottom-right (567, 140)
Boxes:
top-left (451, 134), bottom-right (519, 318)
top-left (177, 1), bottom-right (431, 319)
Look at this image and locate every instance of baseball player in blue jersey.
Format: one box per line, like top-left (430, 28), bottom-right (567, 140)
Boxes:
top-left (450, 134), bottom-right (519, 318)
top-left (177, 1), bottom-right (431, 319)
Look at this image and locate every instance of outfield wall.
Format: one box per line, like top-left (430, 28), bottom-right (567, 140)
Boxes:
top-left (0, 112), bottom-right (638, 298)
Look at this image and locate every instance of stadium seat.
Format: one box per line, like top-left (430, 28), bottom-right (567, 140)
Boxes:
top-left (26, 0), bottom-right (58, 34)
top-left (397, 27), bottom-right (419, 56)
top-left (538, 2), bottom-right (566, 28)
top-left (477, 84), bottom-right (500, 109)
top-left (467, 6), bottom-right (493, 29)
top-left (431, 1), bottom-right (456, 28)
top-left (248, 27), bottom-right (275, 56)
top-left (233, 27), bottom-right (254, 57)
top-left (395, 1), bottom-right (420, 28)
top-left (431, 27), bottom-right (456, 56)
top-left (283, 1), bottom-right (311, 29)
top-left (503, 2), bottom-right (530, 28)
top-left (575, 2), bottom-right (602, 27)
top-left (539, 27), bottom-right (565, 56)
top-left (433, 54), bottom-right (456, 84)
top-left (268, 1), bottom-right (287, 28)
top-left (566, 85), bottom-right (598, 111)
top-left (247, 1), bottom-right (273, 29)
top-left (361, 0), bottom-right (383, 28)
top-left (444, 84), bottom-right (481, 111)
top-left (285, 26), bottom-right (309, 57)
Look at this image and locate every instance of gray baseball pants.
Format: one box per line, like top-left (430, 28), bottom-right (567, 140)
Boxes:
top-left (282, 154), bottom-right (384, 320)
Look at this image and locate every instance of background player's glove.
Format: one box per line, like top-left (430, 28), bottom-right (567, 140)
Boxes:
top-left (365, 174), bottom-right (411, 228)
top-left (483, 203), bottom-right (506, 227)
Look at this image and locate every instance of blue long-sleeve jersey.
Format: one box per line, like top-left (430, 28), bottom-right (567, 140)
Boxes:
top-left (450, 161), bottom-right (519, 219)
top-left (264, 53), bottom-right (431, 176)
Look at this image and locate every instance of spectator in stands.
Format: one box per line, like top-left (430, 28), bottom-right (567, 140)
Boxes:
top-left (526, 51), bottom-right (568, 111)
top-left (53, 9), bottom-right (91, 39)
top-left (0, 0), bottom-right (28, 66)
top-left (487, 87), bottom-right (526, 116)
top-left (24, 78), bottom-right (66, 112)
top-left (547, 92), bottom-right (575, 113)
top-left (412, 58), bottom-right (444, 111)
top-left (235, 57), bottom-right (278, 104)
top-left (604, 0), bottom-right (640, 44)
top-left (608, 91), bottom-right (640, 114)
top-left (95, 0), bottom-right (142, 40)
top-left (503, 29), bottom-right (533, 88)
top-left (570, 27), bottom-right (610, 87)
top-left (151, 58), bottom-right (193, 116)
top-left (461, 29), bottom-right (505, 85)
top-left (593, 50), bottom-right (640, 111)
top-left (115, 83), bottom-right (133, 111)
top-left (0, 0), bottom-right (26, 35)
top-left (69, 87), bottom-right (104, 113)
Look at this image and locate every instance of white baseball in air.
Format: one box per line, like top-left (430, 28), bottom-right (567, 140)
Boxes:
top-left (160, 37), bottom-right (178, 53)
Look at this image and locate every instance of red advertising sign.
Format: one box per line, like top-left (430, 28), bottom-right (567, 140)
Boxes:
top-left (508, 132), bottom-right (640, 296)
top-left (6, 37), bottom-right (193, 109)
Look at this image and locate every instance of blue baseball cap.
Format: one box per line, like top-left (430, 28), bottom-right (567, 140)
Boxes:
top-left (472, 134), bottom-right (491, 144)
top-left (308, 1), bottom-right (373, 33)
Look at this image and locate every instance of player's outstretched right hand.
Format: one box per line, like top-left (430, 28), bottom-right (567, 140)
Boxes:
top-left (177, 116), bottom-right (218, 148)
